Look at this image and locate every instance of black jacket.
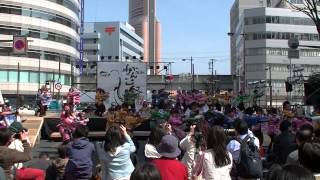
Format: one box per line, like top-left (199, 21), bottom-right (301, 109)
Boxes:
top-left (272, 131), bottom-right (297, 165)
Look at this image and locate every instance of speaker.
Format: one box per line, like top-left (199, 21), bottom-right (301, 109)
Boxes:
top-left (304, 83), bottom-right (320, 105)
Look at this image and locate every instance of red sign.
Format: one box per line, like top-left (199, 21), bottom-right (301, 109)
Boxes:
top-left (105, 27), bottom-right (115, 35)
top-left (13, 36), bottom-right (28, 55)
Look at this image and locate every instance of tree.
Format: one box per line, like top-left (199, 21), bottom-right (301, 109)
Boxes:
top-left (283, 0), bottom-right (320, 36)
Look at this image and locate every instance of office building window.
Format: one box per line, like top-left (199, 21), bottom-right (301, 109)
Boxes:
top-left (29, 72), bottom-right (39, 83)
top-left (20, 72), bottom-right (29, 83)
top-left (245, 16), bottom-right (314, 26)
top-left (0, 71), bottom-right (7, 82)
top-left (8, 71), bottom-right (17, 83)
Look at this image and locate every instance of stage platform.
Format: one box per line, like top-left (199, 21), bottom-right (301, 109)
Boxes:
top-left (21, 116), bottom-right (44, 147)
top-left (41, 113), bottom-right (151, 141)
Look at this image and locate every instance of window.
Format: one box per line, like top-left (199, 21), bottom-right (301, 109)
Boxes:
top-left (0, 71), bottom-right (7, 82)
top-left (8, 71), bottom-right (17, 83)
top-left (20, 72), bottom-right (29, 83)
top-left (29, 72), bottom-right (39, 83)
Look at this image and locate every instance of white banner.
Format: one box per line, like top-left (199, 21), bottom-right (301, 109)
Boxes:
top-left (97, 62), bottom-right (147, 108)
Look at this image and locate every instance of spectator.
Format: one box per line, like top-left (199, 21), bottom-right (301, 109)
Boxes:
top-left (271, 120), bottom-right (297, 165)
top-left (152, 135), bottom-right (188, 180)
top-left (130, 163), bottom-right (161, 180)
top-left (227, 119), bottom-right (260, 162)
top-left (179, 120), bottom-right (209, 179)
top-left (0, 128), bottom-right (32, 179)
top-left (103, 125), bottom-right (136, 180)
top-left (286, 124), bottom-right (314, 165)
top-left (65, 125), bottom-right (95, 180)
top-left (46, 144), bottom-right (69, 180)
top-left (299, 142), bottom-right (320, 175)
top-left (193, 126), bottom-right (232, 180)
top-left (267, 165), bottom-right (315, 180)
top-left (27, 152), bottom-right (51, 171)
top-left (145, 127), bottom-right (165, 160)
top-left (267, 107), bottom-right (281, 152)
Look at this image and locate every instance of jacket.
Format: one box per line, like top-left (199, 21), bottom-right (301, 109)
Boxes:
top-left (152, 158), bottom-right (188, 180)
top-left (65, 137), bottom-right (95, 179)
top-left (103, 134), bottom-right (136, 180)
top-left (0, 141), bottom-right (32, 179)
top-left (272, 131), bottom-right (297, 165)
top-left (180, 135), bottom-right (196, 179)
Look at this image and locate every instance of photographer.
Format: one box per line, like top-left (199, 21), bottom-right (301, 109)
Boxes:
top-left (179, 118), bottom-right (209, 179)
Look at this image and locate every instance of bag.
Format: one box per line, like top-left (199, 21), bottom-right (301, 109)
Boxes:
top-left (236, 135), bottom-right (263, 178)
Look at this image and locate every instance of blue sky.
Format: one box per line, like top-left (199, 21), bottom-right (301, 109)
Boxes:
top-left (85, 0), bottom-right (234, 75)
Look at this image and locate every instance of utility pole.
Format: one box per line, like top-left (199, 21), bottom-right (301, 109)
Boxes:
top-left (209, 59), bottom-right (216, 95)
top-left (191, 56), bottom-right (194, 90)
top-left (267, 65), bottom-right (273, 107)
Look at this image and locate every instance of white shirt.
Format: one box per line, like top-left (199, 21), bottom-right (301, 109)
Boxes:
top-left (180, 135), bottom-right (196, 179)
top-left (144, 144), bottom-right (161, 159)
top-left (227, 130), bottom-right (260, 162)
top-left (9, 139), bottom-right (24, 169)
top-left (202, 149), bottom-right (233, 180)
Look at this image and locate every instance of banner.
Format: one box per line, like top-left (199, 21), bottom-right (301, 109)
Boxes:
top-left (97, 62), bottom-right (147, 108)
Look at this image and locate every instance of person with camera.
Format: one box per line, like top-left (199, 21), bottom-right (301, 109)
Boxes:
top-left (0, 127), bottom-right (33, 179)
top-left (180, 118), bottom-right (209, 179)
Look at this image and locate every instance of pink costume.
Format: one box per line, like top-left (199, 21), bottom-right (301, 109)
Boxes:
top-left (168, 114), bottom-right (183, 127)
top-left (58, 112), bottom-right (76, 142)
top-left (292, 117), bottom-right (312, 132)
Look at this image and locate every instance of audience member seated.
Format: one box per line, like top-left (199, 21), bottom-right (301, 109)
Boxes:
top-left (0, 128), bottom-right (32, 179)
top-left (46, 144), bottom-right (69, 180)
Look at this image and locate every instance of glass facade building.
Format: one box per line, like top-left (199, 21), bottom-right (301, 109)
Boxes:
top-left (0, 0), bottom-right (80, 97)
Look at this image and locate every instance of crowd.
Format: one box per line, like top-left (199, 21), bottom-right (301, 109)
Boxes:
top-left (0, 88), bottom-right (319, 180)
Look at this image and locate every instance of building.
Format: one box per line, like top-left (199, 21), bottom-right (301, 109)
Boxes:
top-left (230, 0), bottom-right (320, 106)
top-left (79, 21), bottom-right (144, 91)
top-left (0, 0), bottom-right (81, 104)
top-left (83, 22), bottom-right (144, 62)
top-left (129, 0), bottom-right (161, 74)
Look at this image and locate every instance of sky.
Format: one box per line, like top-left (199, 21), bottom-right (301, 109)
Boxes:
top-left (85, 0), bottom-right (234, 75)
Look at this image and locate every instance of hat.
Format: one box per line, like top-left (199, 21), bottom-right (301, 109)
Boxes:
top-left (9, 121), bottom-right (24, 134)
top-left (156, 135), bottom-right (181, 158)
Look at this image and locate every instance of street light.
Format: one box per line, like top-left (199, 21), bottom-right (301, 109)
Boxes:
top-left (228, 32), bottom-right (247, 94)
top-left (182, 57), bottom-right (194, 90)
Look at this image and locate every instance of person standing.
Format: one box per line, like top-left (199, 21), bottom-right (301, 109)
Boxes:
top-left (152, 135), bottom-right (188, 180)
top-left (103, 125), bottom-right (136, 180)
top-left (65, 125), bottom-right (95, 180)
top-left (193, 126), bottom-right (233, 180)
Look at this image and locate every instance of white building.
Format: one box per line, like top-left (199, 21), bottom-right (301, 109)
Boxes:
top-left (0, 0), bottom-right (81, 104)
top-left (83, 22), bottom-right (144, 62)
top-left (230, 0), bottom-right (320, 105)
top-left (80, 21), bottom-right (144, 91)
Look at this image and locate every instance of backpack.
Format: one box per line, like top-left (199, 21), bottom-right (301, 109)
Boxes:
top-left (236, 135), bottom-right (263, 178)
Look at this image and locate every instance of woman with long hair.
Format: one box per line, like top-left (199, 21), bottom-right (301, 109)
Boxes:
top-left (193, 126), bottom-right (233, 180)
top-left (103, 125), bottom-right (136, 180)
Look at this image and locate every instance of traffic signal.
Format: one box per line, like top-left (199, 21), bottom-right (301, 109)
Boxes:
top-left (285, 81), bottom-right (293, 92)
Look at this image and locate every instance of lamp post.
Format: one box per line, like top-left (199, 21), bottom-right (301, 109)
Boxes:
top-left (228, 32), bottom-right (247, 93)
top-left (182, 57), bottom-right (194, 90)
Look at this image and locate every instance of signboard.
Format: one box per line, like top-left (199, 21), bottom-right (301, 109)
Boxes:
top-left (288, 49), bottom-right (300, 59)
top-left (97, 62), bottom-right (147, 108)
top-left (55, 83), bottom-right (62, 90)
top-left (288, 38), bottom-right (299, 49)
top-left (12, 36), bottom-right (28, 55)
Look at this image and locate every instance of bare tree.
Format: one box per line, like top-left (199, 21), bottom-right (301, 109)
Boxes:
top-left (283, 0), bottom-right (320, 36)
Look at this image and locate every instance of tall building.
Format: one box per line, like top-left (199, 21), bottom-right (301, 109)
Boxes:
top-left (0, 0), bottom-right (81, 104)
top-left (80, 21), bottom-right (144, 91)
top-left (230, 0), bottom-right (320, 105)
top-left (83, 22), bottom-right (144, 62)
top-left (129, 0), bottom-right (161, 74)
